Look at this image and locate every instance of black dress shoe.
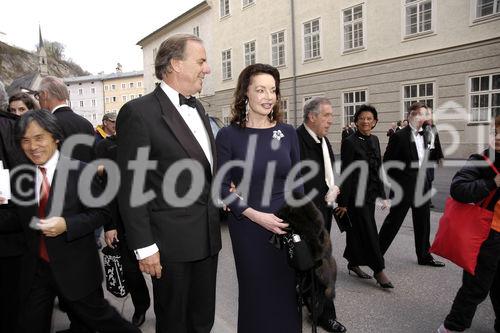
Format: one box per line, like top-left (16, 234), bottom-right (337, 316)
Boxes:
top-left (318, 318), bottom-right (347, 333)
top-left (132, 311), bottom-right (146, 327)
top-left (418, 259), bottom-right (445, 267)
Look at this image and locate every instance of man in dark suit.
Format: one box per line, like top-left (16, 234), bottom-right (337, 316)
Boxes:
top-left (36, 75), bottom-right (101, 332)
top-left (379, 102), bottom-right (444, 267)
top-left (116, 34), bottom-right (221, 333)
top-left (0, 110), bottom-right (139, 333)
top-left (423, 108), bottom-right (444, 208)
top-left (36, 76), bottom-right (95, 163)
top-left (297, 97), bottom-right (346, 333)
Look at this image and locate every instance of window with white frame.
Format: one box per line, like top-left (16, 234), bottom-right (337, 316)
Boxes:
top-left (222, 49), bottom-right (232, 80)
top-left (111, 96), bottom-right (117, 102)
top-left (122, 95), bottom-right (127, 102)
top-left (91, 87), bottom-right (96, 94)
top-left (475, 0), bottom-right (500, 19)
top-left (79, 101), bottom-right (84, 107)
top-left (343, 90), bottom-right (367, 126)
top-left (271, 31), bottom-right (285, 67)
top-left (78, 88), bottom-right (83, 95)
top-left (130, 94), bottom-right (135, 100)
top-left (303, 19), bottom-right (321, 60)
top-left (193, 26), bottom-right (200, 37)
top-left (403, 82), bottom-right (434, 114)
top-left (243, 0), bottom-right (254, 8)
top-left (104, 85), bottom-right (109, 91)
top-left (404, 0), bottom-right (433, 36)
top-left (105, 97), bottom-right (110, 103)
top-left (220, 0), bottom-right (230, 18)
top-left (130, 82), bottom-right (134, 88)
top-left (121, 83), bottom-right (126, 89)
top-left (138, 81), bottom-right (142, 88)
top-left (469, 73), bottom-right (500, 122)
top-left (343, 4), bottom-right (364, 51)
top-left (111, 84), bottom-right (116, 90)
top-left (280, 99), bottom-right (289, 124)
top-left (91, 99), bottom-right (96, 107)
top-left (244, 41), bottom-right (256, 67)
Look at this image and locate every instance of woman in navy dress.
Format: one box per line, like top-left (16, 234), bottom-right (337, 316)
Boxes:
top-left (216, 63), bottom-right (302, 333)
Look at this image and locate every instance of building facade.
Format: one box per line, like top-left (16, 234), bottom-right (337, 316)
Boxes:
top-left (138, 0), bottom-right (500, 158)
top-left (102, 70), bottom-right (145, 113)
top-left (64, 75), bottom-right (105, 127)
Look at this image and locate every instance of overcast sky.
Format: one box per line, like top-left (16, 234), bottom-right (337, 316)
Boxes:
top-left (0, 0), bottom-right (201, 75)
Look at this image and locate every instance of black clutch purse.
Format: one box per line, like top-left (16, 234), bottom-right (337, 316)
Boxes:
top-left (102, 244), bottom-right (129, 298)
top-left (333, 208), bottom-right (352, 233)
top-left (281, 232), bottom-right (315, 271)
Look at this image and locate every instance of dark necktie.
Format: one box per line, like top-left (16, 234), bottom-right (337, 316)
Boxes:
top-left (38, 166), bottom-right (50, 262)
top-left (417, 131), bottom-right (424, 136)
top-left (179, 94), bottom-right (197, 108)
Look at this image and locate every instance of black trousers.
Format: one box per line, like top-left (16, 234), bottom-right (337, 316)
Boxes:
top-left (0, 255), bottom-right (22, 332)
top-left (379, 199), bottom-right (433, 263)
top-left (444, 230), bottom-right (500, 332)
top-left (20, 259), bottom-right (140, 333)
top-left (152, 254), bottom-right (218, 333)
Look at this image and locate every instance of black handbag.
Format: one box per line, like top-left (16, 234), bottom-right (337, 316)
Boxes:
top-left (102, 245), bottom-right (129, 298)
top-left (333, 208), bottom-right (352, 233)
top-left (281, 231), bottom-right (315, 271)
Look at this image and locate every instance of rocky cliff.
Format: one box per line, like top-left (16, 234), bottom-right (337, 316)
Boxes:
top-left (0, 41), bottom-right (89, 86)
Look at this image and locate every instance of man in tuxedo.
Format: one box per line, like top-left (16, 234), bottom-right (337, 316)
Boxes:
top-left (297, 97), bottom-right (346, 333)
top-left (36, 76), bottom-right (95, 163)
top-left (423, 108), bottom-right (444, 208)
top-left (116, 34), bottom-right (221, 333)
top-left (379, 102), bottom-right (444, 267)
top-left (0, 110), bottom-right (139, 333)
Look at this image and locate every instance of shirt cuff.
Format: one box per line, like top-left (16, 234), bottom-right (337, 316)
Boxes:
top-left (134, 244), bottom-right (159, 260)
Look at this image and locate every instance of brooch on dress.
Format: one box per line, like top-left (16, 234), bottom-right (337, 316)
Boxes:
top-left (272, 130), bottom-right (284, 141)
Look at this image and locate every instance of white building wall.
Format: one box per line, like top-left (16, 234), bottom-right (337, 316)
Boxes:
top-left (66, 79), bottom-right (104, 128)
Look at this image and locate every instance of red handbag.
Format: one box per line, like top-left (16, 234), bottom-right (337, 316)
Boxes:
top-left (430, 156), bottom-right (498, 275)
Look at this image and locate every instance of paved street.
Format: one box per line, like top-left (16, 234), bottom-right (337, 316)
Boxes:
top-left (51, 162), bottom-right (496, 332)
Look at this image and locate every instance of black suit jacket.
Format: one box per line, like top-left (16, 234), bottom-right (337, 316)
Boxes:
top-left (296, 124), bottom-right (335, 230)
top-left (116, 86), bottom-right (221, 262)
top-left (53, 106), bottom-right (95, 163)
top-left (383, 125), bottom-right (429, 202)
top-left (337, 133), bottom-right (386, 207)
top-left (0, 157), bottom-right (109, 301)
top-left (0, 111), bottom-right (27, 257)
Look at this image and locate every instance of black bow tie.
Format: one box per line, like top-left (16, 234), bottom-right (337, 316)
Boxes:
top-left (179, 94), bottom-right (197, 108)
top-left (417, 130), bottom-right (425, 136)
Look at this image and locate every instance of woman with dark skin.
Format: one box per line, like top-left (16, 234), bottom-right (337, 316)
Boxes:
top-left (336, 105), bottom-right (393, 289)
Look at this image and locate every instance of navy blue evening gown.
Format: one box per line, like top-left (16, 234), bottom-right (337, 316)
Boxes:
top-left (216, 122), bottom-right (302, 333)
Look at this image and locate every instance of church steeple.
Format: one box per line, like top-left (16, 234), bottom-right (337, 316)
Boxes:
top-left (38, 25), bottom-right (48, 76)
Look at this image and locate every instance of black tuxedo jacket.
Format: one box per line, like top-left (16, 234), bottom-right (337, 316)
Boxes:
top-left (383, 125), bottom-right (429, 202)
top-left (296, 124), bottom-right (335, 230)
top-left (0, 111), bottom-right (27, 257)
top-left (116, 86), bottom-right (221, 262)
top-left (0, 157), bottom-right (109, 301)
top-left (53, 106), bottom-right (95, 163)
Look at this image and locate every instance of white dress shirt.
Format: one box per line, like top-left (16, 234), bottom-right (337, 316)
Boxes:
top-left (409, 123), bottom-right (425, 166)
top-left (36, 150), bottom-right (59, 204)
top-left (134, 82), bottom-right (214, 260)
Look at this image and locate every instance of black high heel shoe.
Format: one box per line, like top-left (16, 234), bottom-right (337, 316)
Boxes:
top-left (374, 272), bottom-right (394, 289)
top-left (347, 264), bottom-right (372, 279)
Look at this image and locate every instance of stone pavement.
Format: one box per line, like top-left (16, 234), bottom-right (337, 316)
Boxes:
top-left (52, 204), bottom-right (495, 333)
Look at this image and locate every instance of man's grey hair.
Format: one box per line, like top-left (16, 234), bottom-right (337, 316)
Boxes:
top-left (154, 34), bottom-right (203, 80)
top-left (0, 81), bottom-right (8, 112)
top-left (39, 76), bottom-right (70, 101)
top-left (303, 97), bottom-right (332, 123)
